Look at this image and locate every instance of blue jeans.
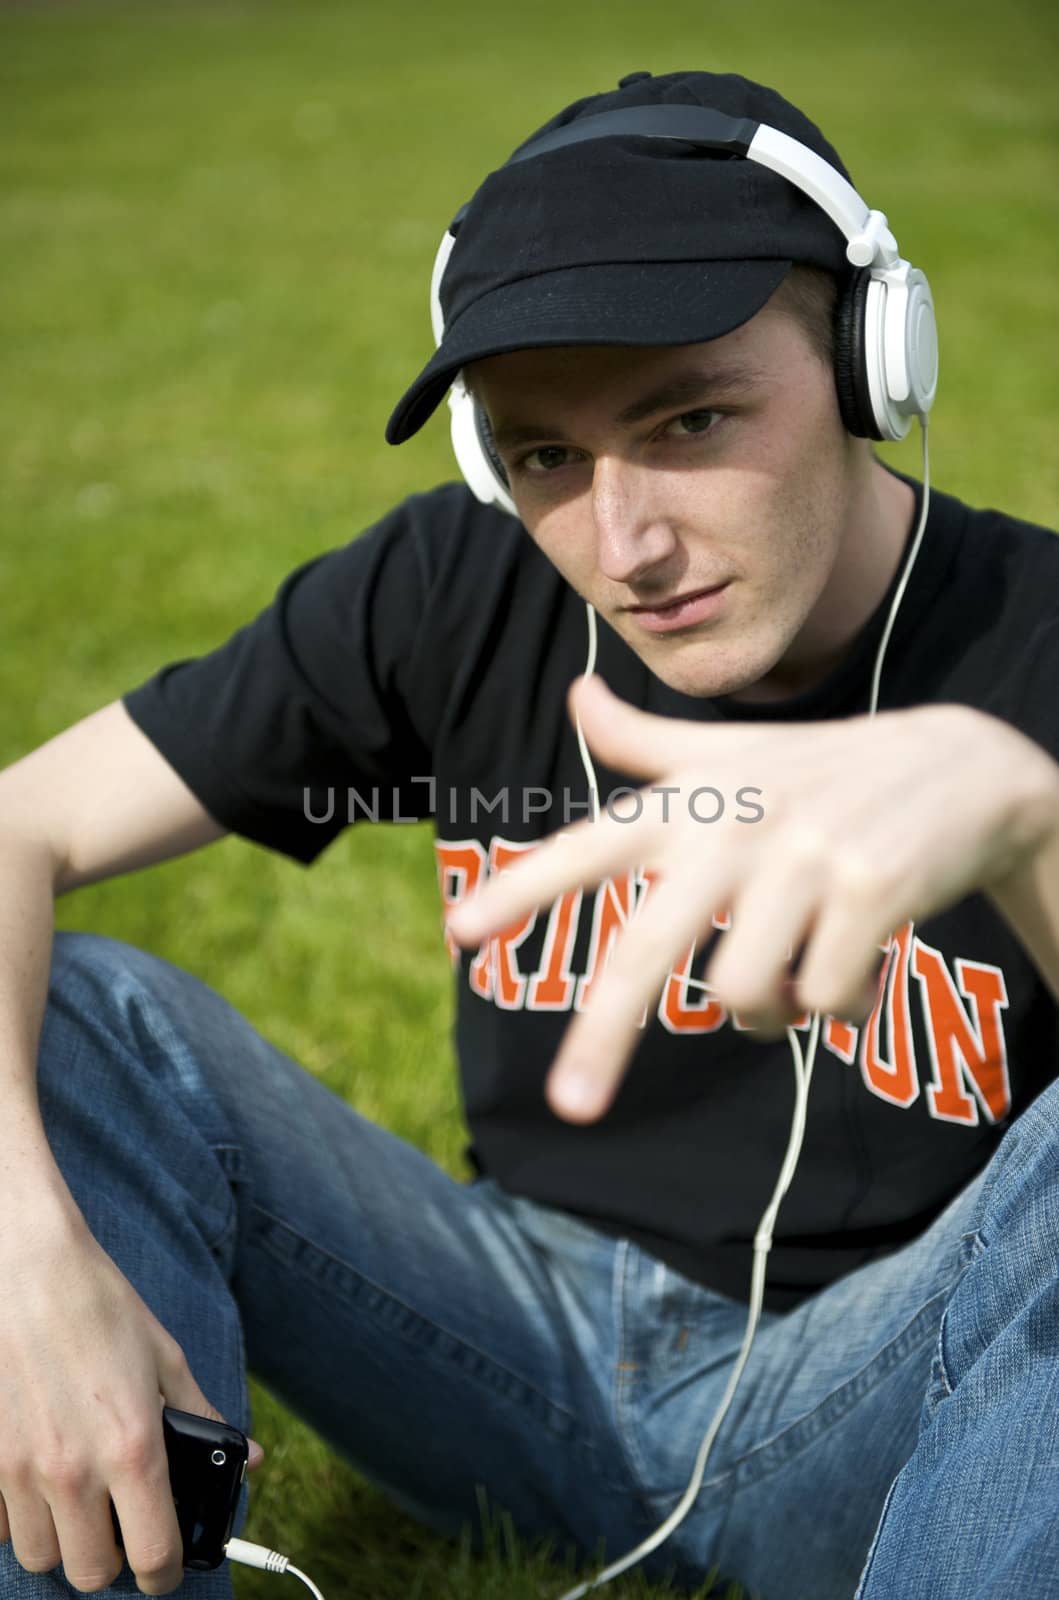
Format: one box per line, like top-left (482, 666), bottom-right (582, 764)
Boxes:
top-left (3, 930), bottom-right (1057, 1598)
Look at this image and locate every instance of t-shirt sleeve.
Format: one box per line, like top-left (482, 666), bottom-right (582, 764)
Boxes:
top-left (121, 502), bottom-right (438, 865)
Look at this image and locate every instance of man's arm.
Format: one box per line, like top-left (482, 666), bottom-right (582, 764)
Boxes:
top-left (2, 694), bottom-right (228, 1171)
top-left (0, 701), bottom-right (254, 1595)
top-left (2, 698), bottom-right (227, 898)
top-left (0, 697), bottom-right (227, 1198)
top-left (987, 813), bottom-right (1059, 1006)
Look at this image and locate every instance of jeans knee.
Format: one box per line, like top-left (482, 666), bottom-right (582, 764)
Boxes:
top-left (39, 933), bottom-right (242, 1224)
top-left (43, 931), bottom-right (257, 1160)
top-left (41, 929), bottom-right (206, 1102)
top-left (49, 928), bottom-right (163, 995)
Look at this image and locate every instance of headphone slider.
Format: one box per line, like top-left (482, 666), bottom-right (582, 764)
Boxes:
top-left (847, 208), bottom-right (898, 269)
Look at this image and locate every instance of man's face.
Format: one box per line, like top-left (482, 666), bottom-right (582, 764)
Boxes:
top-left (469, 303), bottom-right (870, 701)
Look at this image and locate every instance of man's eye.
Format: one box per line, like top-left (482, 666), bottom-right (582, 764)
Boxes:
top-left (667, 409), bottom-right (722, 437)
top-left (521, 446), bottom-right (576, 473)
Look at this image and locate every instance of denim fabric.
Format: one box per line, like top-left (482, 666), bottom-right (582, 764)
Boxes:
top-left (3, 931), bottom-right (1056, 1598)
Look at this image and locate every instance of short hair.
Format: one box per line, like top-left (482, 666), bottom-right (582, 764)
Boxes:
top-left (768, 262), bottom-right (841, 371)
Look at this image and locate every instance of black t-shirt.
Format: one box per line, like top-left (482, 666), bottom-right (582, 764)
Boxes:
top-left (122, 467), bottom-right (1059, 1310)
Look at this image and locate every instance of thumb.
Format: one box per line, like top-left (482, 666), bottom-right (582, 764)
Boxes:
top-left (568, 674), bottom-right (683, 780)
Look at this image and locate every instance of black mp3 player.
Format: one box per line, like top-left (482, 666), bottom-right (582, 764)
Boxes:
top-left (110, 1406), bottom-right (249, 1571)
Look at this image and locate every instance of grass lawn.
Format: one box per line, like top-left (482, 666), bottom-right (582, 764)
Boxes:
top-left (1, 1), bottom-right (1055, 1595)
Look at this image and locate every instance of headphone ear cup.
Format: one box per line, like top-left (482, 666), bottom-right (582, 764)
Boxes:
top-left (447, 380), bottom-right (517, 514)
top-left (833, 267), bottom-right (882, 440)
top-left (474, 403), bottom-right (511, 490)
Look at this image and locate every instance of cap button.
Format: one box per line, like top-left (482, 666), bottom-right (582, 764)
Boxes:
top-left (618, 71), bottom-right (653, 87)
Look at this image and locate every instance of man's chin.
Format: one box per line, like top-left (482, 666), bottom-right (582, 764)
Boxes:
top-left (633, 642), bottom-right (771, 702)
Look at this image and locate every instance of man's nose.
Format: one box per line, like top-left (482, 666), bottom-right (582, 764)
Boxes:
top-left (590, 455), bottom-right (678, 584)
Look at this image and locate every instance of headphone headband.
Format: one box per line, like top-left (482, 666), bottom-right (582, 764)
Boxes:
top-left (452, 107), bottom-right (900, 273)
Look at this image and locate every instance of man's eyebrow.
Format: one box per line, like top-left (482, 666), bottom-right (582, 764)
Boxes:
top-left (488, 363), bottom-right (768, 452)
top-left (616, 363), bottom-right (768, 425)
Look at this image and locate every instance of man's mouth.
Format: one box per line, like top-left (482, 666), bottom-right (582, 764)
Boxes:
top-left (625, 583), bottom-right (731, 634)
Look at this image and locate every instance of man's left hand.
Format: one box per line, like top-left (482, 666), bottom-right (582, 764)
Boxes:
top-left (446, 675), bottom-right (1059, 1121)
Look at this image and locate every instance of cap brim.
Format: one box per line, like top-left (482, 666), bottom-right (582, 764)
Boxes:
top-left (385, 258), bottom-right (792, 444)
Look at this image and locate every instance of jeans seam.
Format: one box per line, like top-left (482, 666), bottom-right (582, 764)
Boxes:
top-left (852, 1469), bottom-right (902, 1599)
top-left (202, 1143), bottom-right (245, 1259)
top-left (680, 1287), bottom-right (949, 1500)
top-left (613, 1243), bottom-right (678, 1507)
top-left (249, 1203), bottom-right (591, 1449)
top-left (931, 1227), bottom-right (987, 1400)
top-left (613, 1240), bottom-right (635, 1437)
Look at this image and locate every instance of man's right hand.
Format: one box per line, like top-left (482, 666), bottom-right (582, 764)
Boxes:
top-left (0, 1200), bottom-right (263, 1595)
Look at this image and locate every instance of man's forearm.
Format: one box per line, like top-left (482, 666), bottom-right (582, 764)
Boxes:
top-left (0, 830), bottom-right (76, 1216)
top-left (987, 797), bottom-right (1059, 1006)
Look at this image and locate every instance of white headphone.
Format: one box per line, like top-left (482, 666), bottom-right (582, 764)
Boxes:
top-left (429, 105), bottom-right (939, 516)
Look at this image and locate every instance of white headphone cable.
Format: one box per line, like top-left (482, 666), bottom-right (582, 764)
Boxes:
top-left (556, 418), bottom-right (930, 1598)
top-left (869, 418), bottom-right (931, 718)
top-left (225, 1536), bottom-right (327, 1598)
top-left (217, 433), bottom-right (931, 1600)
top-left (574, 601), bottom-right (601, 823)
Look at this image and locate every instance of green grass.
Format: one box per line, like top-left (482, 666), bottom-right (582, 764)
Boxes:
top-left (1, 0), bottom-right (1056, 1594)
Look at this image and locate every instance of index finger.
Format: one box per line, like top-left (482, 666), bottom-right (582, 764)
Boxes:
top-left (446, 802), bottom-right (647, 946)
top-left (544, 861), bottom-right (735, 1121)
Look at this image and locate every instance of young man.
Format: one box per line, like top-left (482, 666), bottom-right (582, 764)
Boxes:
top-left (1, 69), bottom-right (1056, 1600)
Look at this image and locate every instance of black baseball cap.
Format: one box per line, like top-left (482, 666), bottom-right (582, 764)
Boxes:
top-left (385, 70), bottom-right (856, 445)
